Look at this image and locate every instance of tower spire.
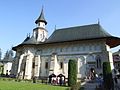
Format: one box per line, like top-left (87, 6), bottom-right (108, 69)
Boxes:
top-left (98, 18), bottom-right (100, 25)
top-left (33, 7), bottom-right (48, 42)
top-left (54, 25), bottom-right (57, 30)
top-left (35, 7), bottom-right (47, 25)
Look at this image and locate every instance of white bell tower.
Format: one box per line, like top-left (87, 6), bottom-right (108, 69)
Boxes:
top-left (33, 8), bottom-right (48, 42)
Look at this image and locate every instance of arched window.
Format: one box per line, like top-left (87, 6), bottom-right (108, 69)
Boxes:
top-left (45, 62), bottom-right (48, 69)
top-left (86, 55), bottom-right (95, 62)
top-left (60, 62), bottom-right (63, 69)
top-left (32, 61), bottom-right (35, 68)
top-left (96, 55), bottom-right (101, 68)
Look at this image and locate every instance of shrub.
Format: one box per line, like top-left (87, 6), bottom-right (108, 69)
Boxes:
top-left (65, 82), bottom-right (81, 90)
top-left (79, 87), bottom-right (84, 90)
top-left (17, 79), bottom-right (22, 82)
top-left (66, 82), bottom-right (82, 90)
top-left (68, 59), bottom-right (77, 86)
top-left (103, 62), bottom-right (114, 90)
top-left (15, 79), bottom-right (18, 82)
top-left (2, 78), bottom-right (7, 81)
top-left (71, 82), bottom-right (81, 90)
top-left (8, 78), bottom-right (13, 81)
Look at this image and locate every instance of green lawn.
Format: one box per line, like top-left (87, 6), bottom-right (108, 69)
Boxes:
top-left (0, 80), bottom-right (68, 90)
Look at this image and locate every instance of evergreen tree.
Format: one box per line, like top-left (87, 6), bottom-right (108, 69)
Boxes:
top-left (103, 62), bottom-right (114, 90)
top-left (68, 59), bottom-right (77, 86)
top-left (0, 48), bottom-right (1, 60)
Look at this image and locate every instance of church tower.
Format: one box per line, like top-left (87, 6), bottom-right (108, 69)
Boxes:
top-left (33, 8), bottom-right (48, 42)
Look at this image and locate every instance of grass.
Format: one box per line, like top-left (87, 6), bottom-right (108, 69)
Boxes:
top-left (0, 80), bottom-right (68, 90)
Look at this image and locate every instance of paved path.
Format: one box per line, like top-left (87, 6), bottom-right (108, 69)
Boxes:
top-left (84, 82), bottom-right (98, 90)
top-left (114, 79), bottom-right (120, 90)
top-left (81, 79), bottom-right (120, 90)
top-left (81, 80), bottom-right (99, 90)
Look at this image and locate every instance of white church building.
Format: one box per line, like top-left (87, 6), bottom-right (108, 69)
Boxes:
top-left (12, 9), bottom-right (120, 80)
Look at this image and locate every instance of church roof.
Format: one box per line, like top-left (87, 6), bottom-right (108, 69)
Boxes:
top-left (0, 50), bottom-right (14, 63)
top-left (12, 23), bottom-right (120, 50)
top-left (0, 58), bottom-right (13, 63)
top-left (46, 24), bottom-right (112, 43)
top-left (113, 49), bottom-right (120, 55)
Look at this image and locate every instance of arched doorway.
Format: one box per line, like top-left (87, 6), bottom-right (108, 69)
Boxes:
top-left (86, 54), bottom-right (96, 79)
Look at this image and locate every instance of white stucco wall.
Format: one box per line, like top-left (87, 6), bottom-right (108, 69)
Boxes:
top-left (15, 39), bottom-right (112, 79)
top-left (3, 62), bottom-right (12, 75)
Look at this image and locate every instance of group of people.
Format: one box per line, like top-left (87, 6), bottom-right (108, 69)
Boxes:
top-left (113, 69), bottom-right (120, 84)
top-left (87, 68), bottom-right (103, 87)
top-left (87, 68), bottom-right (96, 80)
top-left (51, 77), bottom-right (65, 85)
top-left (48, 74), bottom-right (66, 86)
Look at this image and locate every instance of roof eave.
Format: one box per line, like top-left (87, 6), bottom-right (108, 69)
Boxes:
top-left (12, 43), bottom-right (39, 51)
top-left (44, 37), bottom-right (111, 45)
top-left (106, 37), bottom-right (120, 48)
top-left (12, 36), bottom-right (120, 51)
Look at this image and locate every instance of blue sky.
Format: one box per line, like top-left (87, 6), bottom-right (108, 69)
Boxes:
top-left (0, 0), bottom-right (120, 57)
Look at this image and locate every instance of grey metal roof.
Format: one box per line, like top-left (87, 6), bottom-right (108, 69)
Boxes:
top-left (23, 36), bottom-right (30, 42)
top-left (13, 23), bottom-right (120, 50)
top-left (0, 50), bottom-right (14, 62)
top-left (21, 36), bottom-right (38, 45)
top-left (0, 56), bottom-right (13, 63)
top-left (0, 58), bottom-right (13, 62)
top-left (35, 8), bottom-right (47, 25)
top-left (46, 24), bottom-right (112, 43)
top-left (113, 50), bottom-right (120, 55)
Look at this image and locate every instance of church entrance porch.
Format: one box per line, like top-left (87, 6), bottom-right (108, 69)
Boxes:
top-left (86, 62), bottom-right (96, 80)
